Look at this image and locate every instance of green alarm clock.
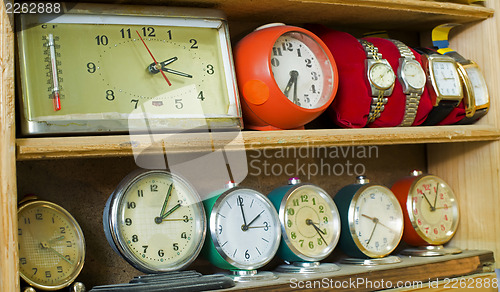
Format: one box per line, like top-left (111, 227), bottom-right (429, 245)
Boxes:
top-left (202, 182), bottom-right (281, 282)
top-left (268, 178), bottom-right (341, 273)
top-left (334, 176), bottom-right (404, 265)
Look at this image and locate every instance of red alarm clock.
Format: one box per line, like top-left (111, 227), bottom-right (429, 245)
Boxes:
top-left (234, 23), bottom-right (339, 130)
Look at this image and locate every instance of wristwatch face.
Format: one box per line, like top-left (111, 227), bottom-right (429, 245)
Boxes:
top-left (431, 61), bottom-right (461, 97)
top-left (402, 61), bottom-right (426, 89)
top-left (369, 62), bottom-right (395, 90)
top-left (464, 66), bottom-right (489, 107)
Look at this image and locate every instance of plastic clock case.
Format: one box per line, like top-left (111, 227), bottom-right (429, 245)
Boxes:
top-left (234, 23), bottom-right (339, 130)
top-left (391, 170), bottom-right (461, 256)
top-left (16, 4), bottom-right (242, 136)
top-left (267, 178), bottom-right (341, 273)
top-left (333, 177), bottom-right (404, 264)
top-left (201, 184), bottom-right (281, 281)
top-left (102, 169), bottom-right (206, 273)
top-left (18, 197), bottom-right (86, 291)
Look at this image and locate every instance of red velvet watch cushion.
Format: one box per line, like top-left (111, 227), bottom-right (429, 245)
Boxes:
top-left (438, 101), bottom-right (465, 125)
top-left (308, 24), bottom-right (433, 127)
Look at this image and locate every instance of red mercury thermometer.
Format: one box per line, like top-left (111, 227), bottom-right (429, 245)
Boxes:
top-left (48, 33), bottom-right (61, 111)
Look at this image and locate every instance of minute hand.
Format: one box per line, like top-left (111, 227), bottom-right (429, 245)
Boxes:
top-left (247, 210), bottom-right (265, 228)
top-left (161, 203), bottom-right (181, 219)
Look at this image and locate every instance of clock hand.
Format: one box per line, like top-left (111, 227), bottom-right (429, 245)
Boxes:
top-left (162, 218), bottom-right (192, 222)
top-left (292, 71), bottom-right (299, 105)
top-left (246, 210), bottom-right (265, 228)
top-left (238, 196), bottom-right (248, 229)
top-left (361, 214), bottom-right (396, 233)
top-left (421, 191), bottom-right (435, 211)
top-left (433, 183), bottom-right (439, 209)
top-left (162, 68), bottom-right (193, 78)
top-left (283, 71), bottom-right (296, 97)
top-left (40, 241), bottom-right (73, 265)
top-left (246, 225), bottom-right (267, 229)
top-left (160, 203), bottom-right (182, 219)
top-left (48, 235), bottom-right (65, 244)
top-left (366, 220), bottom-right (378, 245)
top-left (306, 219), bottom-right (327, 244)
top-left (148, 57), bottom-right (178, 74)
top-left (160, 184), bottom-right (173, 217)
top-left (136, 30), bottom-right (172, 86)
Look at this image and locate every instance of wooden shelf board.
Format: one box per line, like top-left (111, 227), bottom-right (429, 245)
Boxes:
top-left (64, 0), bottom-right (493, 30)
top-left (15, 125), bottom-right (500, 160)
top-left (222, 250), bottom-right (495, 292)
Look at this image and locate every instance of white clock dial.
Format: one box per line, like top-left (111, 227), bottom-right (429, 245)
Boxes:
top-left (213, 188), bottom-right (280, 270)
top-left (270, 31), bottom-right (334, 109)
top-left (352, 185), bottom-right (404, 258)
top-left (369, 62), bottom-right (396, 89)
top-left (432, 61), bottom-right (461, 97)
top-left (105, 170), bottom-right (206, 273)
top-left (465, 66), bottom-right (489, 106)
top-left (403, 61), bottom-right (426, 89)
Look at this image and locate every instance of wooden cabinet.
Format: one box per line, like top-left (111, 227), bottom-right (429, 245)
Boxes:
top-left (1, 1), bottom-right (499, 291)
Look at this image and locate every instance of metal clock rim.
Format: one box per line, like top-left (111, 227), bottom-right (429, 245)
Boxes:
top-left (406, 174), bottom-right (460, 245)
top-left (209, 186), bottom-right (281, 270)
top-left (279, 183), bottom-right (341, 262)
top-left (347, 183), bottom-right (404, 258)
top-left (106, 169), bottom-right (206, 273)
top-left (18, 200), bottom-right (86, 291)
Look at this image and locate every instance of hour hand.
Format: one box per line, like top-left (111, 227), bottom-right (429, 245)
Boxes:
top-left (148, 57), bottom-right (178, 74)
top-left (283, 70), bottom-right (298, 99)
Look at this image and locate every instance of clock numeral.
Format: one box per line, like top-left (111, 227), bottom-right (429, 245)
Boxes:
top-left (319, 205), bottom-right (324, 213)
top-left (66, 241), bottom-right (72, 247)
top-left (120, 28), bottom-right (131, 39)
top-left (433, 228), bottom-right (438, 235)
top-left (24, 218), bottom-right (30, 225)
top-left (190, 39), bottom-right (198, 49)
top-left (287, 220), bottom-right (292, 228)
top-left (218, 225), bottom-right (223, 234)
top-left (173, 243), bottom-right (179, 251)
top-left (300, 195), bottom-right (308, 202)
top-left (311, 197), bottom-right (316, 205)
top-left (87, 62), bottom-right (96, 73)
top-left (183, 215), bottom-right (189, 223)
top-left (138, 190), bottom-right (144, 197)
top-left (292, 199), bottom-right (299, 206)
top-left (35, 213), bottom-right (43, 220)
top-left (370, 193), bottom-right (376, 200)
top-left (60, 227), bottom-right (65, 234)
top-left (305, 58), bottom-right (312, 68)
top-left (95, 35), bottom-right (109, 46)
top-left (290, 232), bottom-right (297, 239)
top-left (132, 235), bottom-right (139, 242)
top-left (263, 221), bottom-right (269, 231)
top-left (106, 89), bottom-right (115, 101)
top-left (142, 245), bottom-right (148, 253)
top-left (167, 30), bottom-right (172, 40)
top-left (375, 241), bottom-right (380, 249)
top-left (297, 48), bottom-right (302, 57)
top-left (20, 258), bottom-right (27, 265)
top-left (45, 271), bottom-right (51, 278)
top-left (125, 218), bottom-right (132, 226)
top-left (150, 184), bottom-right (158, 192)
top-left (444, 215), bottom-right (449, 221)
top-left (287, 208), bottom-right (295, 216)
top-left (271, 58), bottom-right (280, 67)
top-left (127, 202), bottom-right (136, 209)
top-left (57, 266), bottom-right (63, 273)
top-left (308, 241), bottom-right (314, 249)
top-left (299, 239), bottom-right (304, 247)
top-left (417, 219), bottom-right (422, 225)
top-left (131, 99), bottom-right (139, 109)
top-left (317, 238), bottom-right (323, 245)
top-left (142, 26), bottom-right (156, 37)
top-left (311, 71), bottom-right (318, 81)
top-left (206, 64), bottom-right (215, 75)
top-left (158, 249), bottom-right (164, 257)
top-left (272, 47), bottom-right (282, 56)
top-left (197, 91), bottom-right (205, 101)
top-left (32, 268), bottom-right (38, 276)
top-left (440, 224), bottom-right (446, 231)
top-left (18, 229), bottom-right (22, 236)
top-left (65, 255), bottom-right (71, 261)
top-left (323, 216), bottom-right (328, 224)
top-left (181, 232), bottom-right (187, 239)
top-left (175, 99), bottom-right (184, 109)
top-left (244, 250), bottom-right (250, 259)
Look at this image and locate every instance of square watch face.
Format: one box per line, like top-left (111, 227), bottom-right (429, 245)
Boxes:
top-left (431, 61), bottom-right (462, 98)
top-left (464, 66), bottom-right (489, 107)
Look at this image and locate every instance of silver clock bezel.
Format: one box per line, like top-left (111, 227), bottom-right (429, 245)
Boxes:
top-left (210, 187), bottom-right (281, 270)
top-left (348, 184), bottom-right (404, 258)
top-left (279, 183), bottom-right (341, 262)
top-left (105, 169), bottom-right (206, 273)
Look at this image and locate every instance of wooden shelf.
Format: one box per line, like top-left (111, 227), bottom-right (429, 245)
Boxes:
top-left (210, 250), bottom-right (495, 291)
top-left (16, 125), bottom-right (500, 160)
top-left (68, 0), bottom-right (494, 30)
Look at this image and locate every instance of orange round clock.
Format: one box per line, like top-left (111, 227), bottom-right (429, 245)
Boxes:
top-left (391, 170), bottom-right (459, 247)
top-left (234, 23), bottom-right (339, 130)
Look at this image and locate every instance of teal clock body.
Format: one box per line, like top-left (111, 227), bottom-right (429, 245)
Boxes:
top-left (267, 178), bottom-right (341, 263)
top-left (201, 184), bottom-right (281, 272)
top-left (334, 177), bottom-right (404, 259)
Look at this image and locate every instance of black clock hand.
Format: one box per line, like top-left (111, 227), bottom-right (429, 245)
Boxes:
top-left (366, 219), bottom-right (379, 245)
top-left (238, 196), bottom-right (248, 228)
top-left (433, 183), bottom-right (439, 210)
top-left (246, 210), bottom-right (265, 228)
top-left (160, 203), bottom-right (181, 220)
top-left (292, 71), bottom-right (299, 105)
top-left (162, 68), bottom-right (193, 78)
top-left (421, 191), bottom-right (434, 211)
top-left (159, 184), bottom-right (173, 217)
top-left (283, 70), bottom-right (298, 98)
top-left (148, 57), bottom-right (178, 74)
top-left (306, 219), bottom-right (327, 244)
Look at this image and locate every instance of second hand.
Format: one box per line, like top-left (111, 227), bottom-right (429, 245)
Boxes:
top-left (136, 30), bottom-right (171, 86)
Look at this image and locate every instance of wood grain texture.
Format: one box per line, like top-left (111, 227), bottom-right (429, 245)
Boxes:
top-left (16, 125), bottom-right (500, 160)
top-left (427, 0), bottom-right (500, 269)
top-left (0, 1), bottom-right (19, 291)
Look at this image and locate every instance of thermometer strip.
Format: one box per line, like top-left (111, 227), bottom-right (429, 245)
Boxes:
top-left (48, 34), bottom-right (61, 111)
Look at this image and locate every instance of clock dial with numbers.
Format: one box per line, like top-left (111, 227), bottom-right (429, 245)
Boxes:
top-left (18, 198), bottom-right (85, 291)
top-left (432, 61), bottom-right (462, 97)
top-left (103, 170), bottom-right (206, 273)
top-left (204, 187), bottom-right (281, 271)
top-left (464, 66), bottom-right (489, 106)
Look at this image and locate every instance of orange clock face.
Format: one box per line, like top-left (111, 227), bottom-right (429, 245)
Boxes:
top-left (407, 176), bottom-right (459, 245)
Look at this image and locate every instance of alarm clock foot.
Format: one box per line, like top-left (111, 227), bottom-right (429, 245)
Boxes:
top-left (275, 261), bottom-right (341, 274)
top-left (230, 270), bottom-right (278, 282)
top-left (341, 255), bottom-right (401, 266)
top-left (401, 245), bottom-right (462, 257)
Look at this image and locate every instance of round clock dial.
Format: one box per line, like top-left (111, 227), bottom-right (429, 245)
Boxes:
top-left (407, 175), bottom-right (459, 245)
top-left (210, 187), bottom-right (280, 270)
top-left (280, 184), bottom-right (340, 261)
top-left (103, 170), bottom-right (206, 273)
top-left (350, 185), bottom-right (404, 258)
top-left (18, 198), bottom-right (85, 291)
top-left (432, 61), bottom-right (461, 97)
top-left (464, 66), bottom-right (489, 106)
top-left (369, 63), bottom-right (396, 89)
top-left (402, 61), bottom-right (426, 89)
top-left (270, 32), bottom-right (334, 109)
